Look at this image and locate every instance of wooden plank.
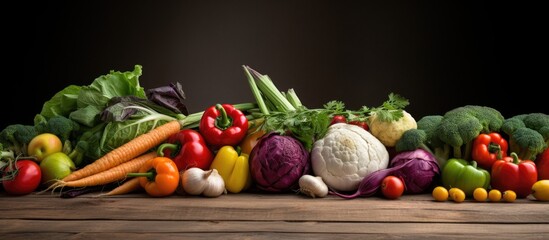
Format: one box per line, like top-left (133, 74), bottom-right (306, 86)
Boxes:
top-left (3, 233), bottom-right (545, 240)
top-left (1, 193), bottom-right (548, 223)
top-left (1, 220), bottom-right (548, 239)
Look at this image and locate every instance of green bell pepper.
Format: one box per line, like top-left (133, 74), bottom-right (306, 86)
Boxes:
top-left (441, 159), bottom-right (490, 197)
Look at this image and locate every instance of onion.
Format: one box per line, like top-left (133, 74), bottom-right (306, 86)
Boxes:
top-left (331, 149), bottom-right (440, 199)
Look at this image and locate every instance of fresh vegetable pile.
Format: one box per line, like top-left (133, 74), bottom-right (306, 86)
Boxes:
top-left (1, 65), bottom-right (548, 202)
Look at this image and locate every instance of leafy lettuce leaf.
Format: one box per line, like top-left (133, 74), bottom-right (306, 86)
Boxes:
top-left (40, 65), bottom-right (146, 127)
top-left (40, 85), bottom-right (81, 119)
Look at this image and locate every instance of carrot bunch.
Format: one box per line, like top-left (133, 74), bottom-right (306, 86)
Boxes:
top-left (44, 120), bottom-right (182, 195)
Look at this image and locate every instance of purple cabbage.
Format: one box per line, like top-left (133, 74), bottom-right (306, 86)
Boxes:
top-left (249, 133), bottom-right (311, 192)
top-left (331, 149), bottom-right (440, 199)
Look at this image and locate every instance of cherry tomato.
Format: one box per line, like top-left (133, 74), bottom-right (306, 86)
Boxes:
top-left (330, 115), bottom-right (347, 125)
top-left (2, 159), bottom-right (42, 195)
top-left (473, 187), bottom-right (488, 202)
top-left (488, 189), bottom-right (502, 202)
top-left (502, 190), bottom-right (517, 202)
top-left (349, 121), bottom-right (369, 131)
top-left (449, 188), bottom-right (466, 203)
top-left (381, 176), bottom-right (405, 199)
top-left (432, 186), bottom-right (449, 202)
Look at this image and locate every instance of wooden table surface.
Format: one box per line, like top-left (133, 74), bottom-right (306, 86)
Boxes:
top-left (1, 192), bottom-right (548, 239)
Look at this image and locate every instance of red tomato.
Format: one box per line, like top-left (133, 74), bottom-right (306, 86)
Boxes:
top-left (349, 121), bottom-right (369, 131)
top-left (330, 115), bottom-right (347, 125)
top-left (381, 176), bottom-right (405, 200)
top-left (2, 159), bottom-right (42, 195)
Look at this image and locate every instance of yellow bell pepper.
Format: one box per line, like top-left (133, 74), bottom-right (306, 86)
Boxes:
top-left (209, 146), bottom-right (251, 193)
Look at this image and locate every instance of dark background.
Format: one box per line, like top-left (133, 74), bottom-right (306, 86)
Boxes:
top-left (2, 1), bottom-right (546, 129)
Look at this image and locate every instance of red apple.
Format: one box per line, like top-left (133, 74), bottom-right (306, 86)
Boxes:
top-left (27, 133), bottom-right (63, 162)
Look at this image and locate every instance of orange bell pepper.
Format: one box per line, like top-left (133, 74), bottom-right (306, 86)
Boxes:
top-left (128, 156), bottom-right (180, 197)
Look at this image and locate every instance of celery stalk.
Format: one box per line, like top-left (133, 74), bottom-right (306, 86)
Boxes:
top-left (286, 88), bottom-right (303, 109)
top-left (243, 66), bottom-right (269, 115)
top-left (255, 74), bottom-right (296, 112)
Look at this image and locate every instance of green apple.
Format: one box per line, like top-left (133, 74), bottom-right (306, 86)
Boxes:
top-left (40, 152), bottom-right (75, 185)
top-left (27, 133), bottom-right (63, 162)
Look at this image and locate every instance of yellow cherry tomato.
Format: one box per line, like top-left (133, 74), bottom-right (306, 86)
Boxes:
top-left (473, 188), bottom-right (488, 202)
top-left (448, 188), bottom-right (459, 200)
top-left (432, 186), bottom-right (449, 202)
top-left (502, 190), bottom-right (517, 203)
top-left (450, 188), bottom-right (466, 203)
top-left (488, 189), bottom-right (502, 202)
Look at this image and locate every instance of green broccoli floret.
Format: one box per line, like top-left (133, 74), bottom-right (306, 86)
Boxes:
top-left (0, 124), bottom-right (38, 156)
top-left (436, 105), bottom-right (504, 160)
top-left (395, 128), bottom-right (427, 152)
top-left (0, 143), bottom-right (15, 170)
top-left (522, 113), bottom-right (549, 143)
top-left (417, 115), bottom-right (445, 147)
top-left (502, 113), bottom-right (549, 160)
top-left (501, 114), bottom-right (527, 134)
top-left (34, 114), bottom-right (80, 143)
top-left (508, 128), bottom-right (546, 160)
top-left (0, 143), bottom-right (15, 160)
top-left (395, 115), bottom-right (444, 151)
top-left (395, 115), bottom-right (449, 168)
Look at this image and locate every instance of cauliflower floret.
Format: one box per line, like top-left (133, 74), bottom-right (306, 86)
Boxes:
top-left (369, 110), bottom-right (417, 147)
top-left (311, 123), bottom-right (389, 191)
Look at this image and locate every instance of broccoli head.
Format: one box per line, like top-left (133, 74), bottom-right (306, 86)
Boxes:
top-left (0, 124), bottom-right (38, 156)
top-left (395, 128), bottom-right (427, 153)
top-left (395, 115), bottom-right (449, 167)
top-left (502, 113), bottom-right (549, 160)
top-left (522, 113), bottom-right (549, 141)
top-left (417, 115), bottom-right (445, 148)
top-left (396, 115), bottom-right (444, 152)
top-left (34, 114), bottom-right (80, 143)
top-left (436, 105), bottom-right (504, 160)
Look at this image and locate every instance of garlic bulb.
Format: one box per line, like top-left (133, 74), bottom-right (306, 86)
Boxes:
top-left (298, 174), bottom-right (328, 198)
top-left (202, 170), bottom-right (226, 197)
top-left (181, 167), bottom-right (226, 197)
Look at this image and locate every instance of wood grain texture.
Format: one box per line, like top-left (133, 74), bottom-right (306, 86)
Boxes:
top-left (1, 193), bottom-right (548, 239)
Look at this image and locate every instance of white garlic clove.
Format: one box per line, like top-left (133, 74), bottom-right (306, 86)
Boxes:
top-left (298, 174), bottom-right (329, 198)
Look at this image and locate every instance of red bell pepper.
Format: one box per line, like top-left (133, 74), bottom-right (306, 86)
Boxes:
top-left (158, 129), bottom-right (214, 171)
top-left (491, 152), bottom-right (538, 198)
top-left (536, 147), bottom-right (549, 180)
top-left (199, 103), bottom-right (248, 148)
top-left (471, 132), bottom-right (508, 170)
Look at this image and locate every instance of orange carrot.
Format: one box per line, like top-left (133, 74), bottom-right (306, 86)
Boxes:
top-left (50, 151), bottom-right (157, 189)
top-left (63, 120), bottom-right (181, 182)
top-left (95, 177), bottom-right (142, 197)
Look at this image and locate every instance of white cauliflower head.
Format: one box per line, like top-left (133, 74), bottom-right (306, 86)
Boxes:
top-left (311, 123), bottom-right (389, 192)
